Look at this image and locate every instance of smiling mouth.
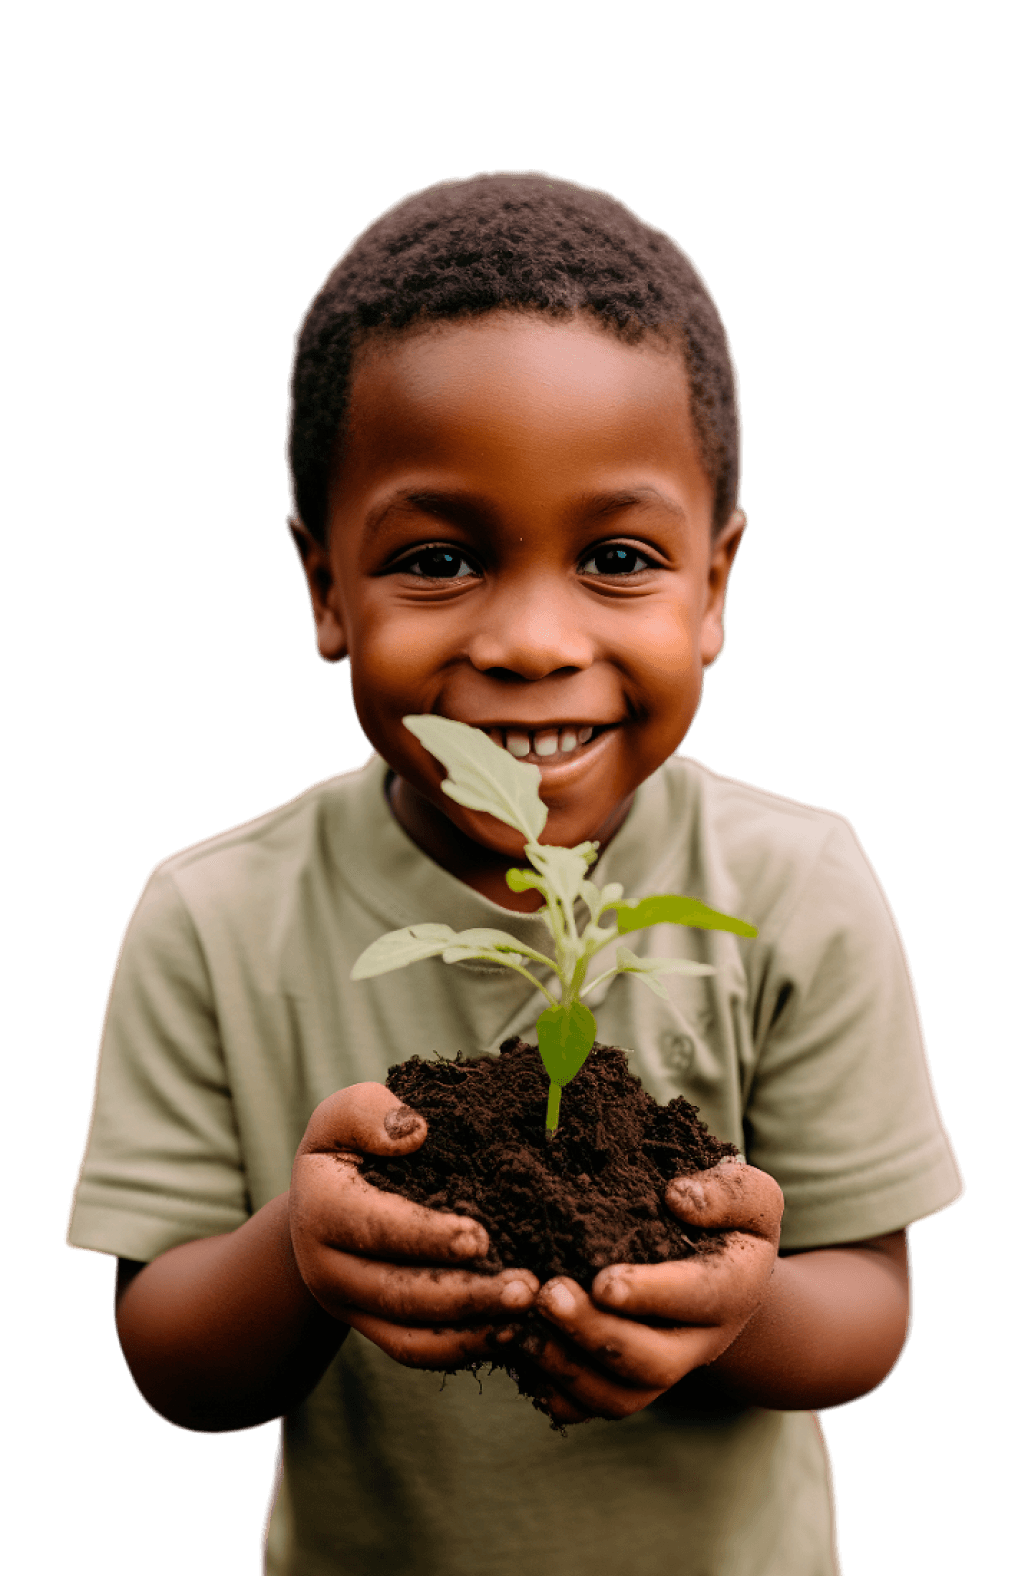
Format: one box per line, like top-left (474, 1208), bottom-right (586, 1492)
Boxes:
top-left (477, 723), bottom-right (611, 764)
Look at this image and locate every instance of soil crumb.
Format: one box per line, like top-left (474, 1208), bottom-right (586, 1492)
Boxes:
top-left (362, 1037), bottom-right (737, 1286)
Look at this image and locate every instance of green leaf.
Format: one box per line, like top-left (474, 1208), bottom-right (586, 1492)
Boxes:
top-left (350, 924), bottom-right (458, 979)
top-left (535, 1001), bottom-right (596, 1088)
top-left (615, 894), bottom-right (758, 939)
top-left (403, 715), bottom-right (548, 841)
top-left (506, 866), bottom-right (548, 895)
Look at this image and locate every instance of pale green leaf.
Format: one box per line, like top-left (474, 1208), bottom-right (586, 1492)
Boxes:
top-left (351, 923), bottom-right (457, 979)
top-left (403, 715), bottom-right (547, 841)
top-left (442, 945), bottom-right (527, 966)
top-left (615, 894), bottom-right (758, 938)
top-left (628, 970), bottom-right (671, 999)
top-left (579, 878), bottom-right (602, 919)
top-left (614, 945), bottom-right (715, 979)
top-left (449, 926), bottom-right (531, 952)
top-left (579, 878), bottom-right (626, 924)
top-left (525, 841), bottom-right (598, 915)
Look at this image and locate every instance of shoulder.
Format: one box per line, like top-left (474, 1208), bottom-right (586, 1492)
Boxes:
top-left (661, 755), bottom-right (875, 942)
top-left (140, 759), bottom-right (382, 933)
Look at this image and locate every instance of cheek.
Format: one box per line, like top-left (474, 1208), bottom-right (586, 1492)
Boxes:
top-left (346, 602), bottom-right (441, 703)
top-left (629, 605), bottom-right (705, 695)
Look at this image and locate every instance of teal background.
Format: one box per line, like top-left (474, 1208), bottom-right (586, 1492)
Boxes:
top-left (6, 4), bottom-right (1021, 1571)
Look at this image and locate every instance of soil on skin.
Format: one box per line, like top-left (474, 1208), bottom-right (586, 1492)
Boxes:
top-left (361, 1037), bottom-right (738, 1399)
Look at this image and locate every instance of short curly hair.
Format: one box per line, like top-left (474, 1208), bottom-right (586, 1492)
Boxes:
top-left (290, 173), bottom-right (738, 543)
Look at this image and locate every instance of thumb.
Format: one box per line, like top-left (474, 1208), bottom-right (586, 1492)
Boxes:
top-left (298, 1082), bottom-right (428, 1160)
top-left (666, 1158), bottom-right (784, 1246)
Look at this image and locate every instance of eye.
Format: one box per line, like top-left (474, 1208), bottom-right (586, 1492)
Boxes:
top-left (397, 546), bottom-right (479, 580)
top-left (580, 543), bottom-right (654, 577)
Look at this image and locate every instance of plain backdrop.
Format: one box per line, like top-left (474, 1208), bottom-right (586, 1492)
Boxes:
top-left (3, 2), bottom-right (1025, 1571)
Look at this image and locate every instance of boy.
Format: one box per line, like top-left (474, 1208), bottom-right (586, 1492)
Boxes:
top-left (70, 174), bottom-right (960, 1575)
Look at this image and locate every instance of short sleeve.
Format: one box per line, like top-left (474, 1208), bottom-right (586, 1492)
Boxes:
top-left (68, 867), bottom-right (251, 1261)
top-left (744, 820), bottom-right (961, 1249)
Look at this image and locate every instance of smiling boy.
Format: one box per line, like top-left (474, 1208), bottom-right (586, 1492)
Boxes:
top-left (70, 175), bottom-right (960, 1575)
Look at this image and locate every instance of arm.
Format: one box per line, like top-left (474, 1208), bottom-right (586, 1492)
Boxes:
top-left (115, 1083), bottom-right (537, 1432)
top-left (524, 1162), bottom-right (909, 1425)
top-left (705, 1229), bottom-right (908, 1409)
top-left (116, 1194), bottom-right (344, 1432)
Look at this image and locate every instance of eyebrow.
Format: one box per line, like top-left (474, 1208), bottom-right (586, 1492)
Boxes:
top-left (366, 483), bottom-right (686, 534)
top-left (576, 485), bottom-right (687, 521)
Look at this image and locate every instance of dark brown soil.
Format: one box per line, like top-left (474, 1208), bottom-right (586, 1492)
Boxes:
top-left (361, 1037), bottom-right (737, 1398)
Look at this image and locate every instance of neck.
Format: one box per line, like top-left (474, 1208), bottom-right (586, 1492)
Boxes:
top-left (386, 774), bottom-right (633, 911)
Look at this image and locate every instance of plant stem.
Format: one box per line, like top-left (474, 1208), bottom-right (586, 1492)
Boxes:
top-left (489, 960), bottom-right (560, 1009)
top-left (545, 1081), bottom-right (562, 1136)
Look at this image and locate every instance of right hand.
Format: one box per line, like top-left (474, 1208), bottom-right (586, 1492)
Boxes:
top-left (289, 1082), bottom-right (539, 1371)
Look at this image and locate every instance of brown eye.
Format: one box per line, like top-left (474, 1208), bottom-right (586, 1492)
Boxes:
top-left (581, 544), bottom-right (652, 576)
top-left (402, 547), bottom-right (478, 579)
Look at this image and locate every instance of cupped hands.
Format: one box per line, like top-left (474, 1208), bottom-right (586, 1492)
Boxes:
top-left (521, 1159), bottom-right (784, 1426)
top-left (289, 1082), bottom-right (539, 1371)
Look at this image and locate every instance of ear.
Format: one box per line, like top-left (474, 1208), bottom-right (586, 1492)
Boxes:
top-left (700, 508), bottom-right (746, 667)
top-left (289, 518), bottom-right (348, 662)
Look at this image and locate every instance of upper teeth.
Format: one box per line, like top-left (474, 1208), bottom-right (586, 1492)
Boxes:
top-left (486, 726), bottom-right (594, 759)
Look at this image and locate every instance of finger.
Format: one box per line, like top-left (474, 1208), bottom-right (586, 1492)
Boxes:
top-left (298, 1082), bottom-right (428, 1159)
top-left (320, 1254), bottom-right (537, 1323)
top-left (510, 1355), bottom-right (597, 1426)
top-left (538, 1388), bottom-right (595, 1427)
top-left (516, 1326), bottom-right (671, 1421)
top-left (339, 1308), bottom-right (527, 1371)
top-left (592, 1232), bottom-right (778, 1324)
top-left (291, 1153), bottom-right (489, 1265)
top-left (665, 1160), bottom-right (784, 1243)
top-left (534, 1277), bottom-right (723, 1389)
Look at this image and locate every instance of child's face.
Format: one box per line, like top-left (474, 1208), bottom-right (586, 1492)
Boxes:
top-left (297, 312), bottom-right (743, 862)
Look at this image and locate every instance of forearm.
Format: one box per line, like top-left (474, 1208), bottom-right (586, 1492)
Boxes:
top-left (115, 1193), bottom-right (346, 1432)
top-left (704, 1230), bottom-right (909, 1410)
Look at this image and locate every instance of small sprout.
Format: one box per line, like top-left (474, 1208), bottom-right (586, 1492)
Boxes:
top-left (351, 717), bottom-right (757, 1136)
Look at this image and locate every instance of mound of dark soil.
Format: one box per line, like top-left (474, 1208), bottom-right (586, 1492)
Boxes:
top-left (361, 1037), bottom-right (736, 1398)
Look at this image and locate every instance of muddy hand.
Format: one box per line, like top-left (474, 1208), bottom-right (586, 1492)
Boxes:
top-left (290, 1082), bottom-right (538, 1369)
top-left (528, 1159), bottom-right (783, 1424)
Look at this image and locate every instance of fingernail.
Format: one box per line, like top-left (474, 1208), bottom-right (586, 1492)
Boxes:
top-left (501, 1278), bottom-right (534, 1310)
top-left (541, 1282), bottom-right (575, 1317)
top-left (494, 1325), bottom-right (519, 1345)
top-left (596, 1271), bottom-right (628, 1307)
top-left (384, 1104), bottom-right (423, 1139)
top-left (452, 1227), bottom-right (488, 1257)
top-left (670, 1178), bottom-right (707, 1210)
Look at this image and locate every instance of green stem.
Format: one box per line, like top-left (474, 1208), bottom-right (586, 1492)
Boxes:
top-left (579, 965), bottom-right (621, 1000)
top-left (490, 960), bottom-right (560, 1009)
top-left (545, 1081), bottom-right (562, 1136)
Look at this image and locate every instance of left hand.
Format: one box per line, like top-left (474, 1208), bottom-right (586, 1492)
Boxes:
top-left (523, 1159), bottom-right (784, 1425)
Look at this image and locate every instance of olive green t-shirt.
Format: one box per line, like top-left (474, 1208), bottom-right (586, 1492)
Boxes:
top-left (70, 755), bottom-right (960, 1576)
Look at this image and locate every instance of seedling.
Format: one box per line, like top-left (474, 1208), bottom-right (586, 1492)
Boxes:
top-left (352, 716), bottom-right (757, 1135)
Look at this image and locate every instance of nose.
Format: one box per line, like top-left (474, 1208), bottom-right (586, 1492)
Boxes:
top-left (466, 578), bottom-right (594, 680)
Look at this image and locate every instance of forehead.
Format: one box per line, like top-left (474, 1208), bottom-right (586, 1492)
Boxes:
top-left (337, 312), bottom-right (707, 508)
